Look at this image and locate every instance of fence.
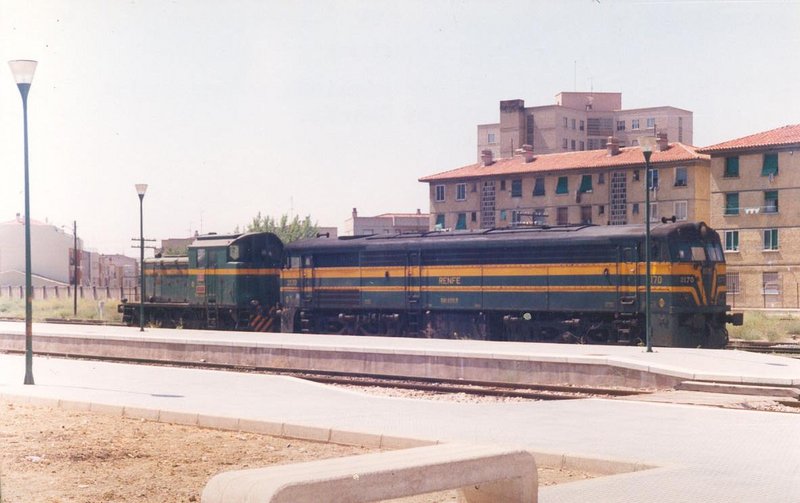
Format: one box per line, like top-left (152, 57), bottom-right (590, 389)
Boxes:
top-left (0, 285), bottom-right (141, 302)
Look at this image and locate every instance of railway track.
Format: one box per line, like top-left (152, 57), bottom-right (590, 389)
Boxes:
top-left (727, 340), bottom-right (800, 358)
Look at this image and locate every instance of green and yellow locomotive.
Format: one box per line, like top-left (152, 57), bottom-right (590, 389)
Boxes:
top-left (280, 221), bottom-right (741, 348)
top-left (119, 232), bottom-right (283, 330)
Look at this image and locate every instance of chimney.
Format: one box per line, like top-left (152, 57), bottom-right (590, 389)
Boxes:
top-left (606, 137), bottom-right (620, 156)
top-left (352, 207), bottom-right (358, 218)
top-left (657, 132), bottom-right (669, 151)
top-left (521, 144), bottom-right (534, 163)
top-left (481, 149), bottom-right (494, 166)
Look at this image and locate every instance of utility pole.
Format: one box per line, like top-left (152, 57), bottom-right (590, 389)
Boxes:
top-left (73, 220), bottom-right (78, 316)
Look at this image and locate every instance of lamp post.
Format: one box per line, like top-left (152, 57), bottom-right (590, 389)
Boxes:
top-left (135, 183), bottom-right (148, 331)
top-left (9, 59), bottom-right (38, 385)
top-left (639, 135), bottom-right (658, 353)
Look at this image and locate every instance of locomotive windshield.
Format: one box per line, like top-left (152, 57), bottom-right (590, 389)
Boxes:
top-left (670, 238), bottom-right (724, 263)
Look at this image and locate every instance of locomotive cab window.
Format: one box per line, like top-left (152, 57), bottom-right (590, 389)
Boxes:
top-left (196, 249), bottom-right (207, 268)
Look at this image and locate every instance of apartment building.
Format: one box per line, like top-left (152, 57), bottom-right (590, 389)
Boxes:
top-left (477, 92), bottom-right (693, 160)
top-left (420, 134), bottom-right (710, 231)
top-left (699, 125), bottom-right (800, 309)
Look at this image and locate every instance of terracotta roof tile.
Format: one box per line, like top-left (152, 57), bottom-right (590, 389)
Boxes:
top-left (419, 143), bottom-right (706, 182)
top-left (698, 125), bottom-right (800, 154)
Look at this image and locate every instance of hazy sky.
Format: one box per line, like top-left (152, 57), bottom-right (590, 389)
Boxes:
top-left (1, 0), bottom-right (798, 255)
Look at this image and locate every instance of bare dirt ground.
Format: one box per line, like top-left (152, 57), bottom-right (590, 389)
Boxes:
top-left (0, 401), bottom-right (594, 503)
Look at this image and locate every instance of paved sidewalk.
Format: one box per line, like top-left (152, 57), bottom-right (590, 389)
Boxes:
top-left (1, 353), bottom-right (798, 502)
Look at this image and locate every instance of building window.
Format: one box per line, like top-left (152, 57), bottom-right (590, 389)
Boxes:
top-left (579, 120), bottom-right (585, 131)
top-left (533, 208), bottom-right (546, 225)
top-left (471, 212), bottom-right (477, 223)
top-left (580, 205), bottom-right (592, 224)
top-left (764, 191), bottom-right (778, 213)
top-left (435, 185), bottom-right (445, 202)
top-left (533, 177), bottom-right (545, 196)
top-left (675, 201), bottom-right (688, 221)
top-left (633, 170), bottom-right (640, 181)
top-left (435, 214), bottom-right (445, 229)
top-left (598, 205), bottom-right (605, 215)
top-left (578, 174), bottom-right (593, 193)
top-left (500, 180), bottom-right (506, 191)
top-left (598, 172), bottom-right (605, 185)
top-left (648, 169), bottom-right (659, 190)
top-left (571, 140), bottom-right (576, 150)
top-left (456, 213), bottom-right (467, 230)
top-left (649, 202), bottom-right (659, 222)
top-left (762, 153), bottom-right (779, 177)
top-left (563, 117), bottom-right (568, 128)
top-left (562, 138), bottom-right (568, 150)
top-left (724, 156), bottom-right (739, 177)
top-left (487, 133), bottom-right (496, 144)
top-left (725, 193), bottom-right (739, 215)
top-left (456, 183), bottom-right (466, 201)
top-left (556, 176), bottom-right (569, 195)
top-left (724, 230), bottom-right (739, 252)
top-left (727, 272), bottom-right (740, 294)
top-left (674, 167), bottom-right (688, 187)
top-left (617, 120), bottom-right (625, 131)
top-left (571, 118), bottom-right (576, 130)
top-left (511, 179), bottom-right (522, 197)
top-left (763, 272), bottom-right (780, 295)
top-left (556, 207), bottom-right (568, 225)
top-left (500, 210), bottom-right (507, 221)
top-left (632, 203), bottom-right (639, 215)
top-left (764, 229), bottom-right (779, 250)
top-left (511, 210), bottom-right (523, 225)
top-left (632, 119), bottom-right (640, 130)
top-left (646, 118), bottom-right (655, 128)
top-left (579, 141), bottom-right (585, 151)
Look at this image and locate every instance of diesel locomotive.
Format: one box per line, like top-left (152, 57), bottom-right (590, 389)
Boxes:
top-left (281, 221), bottom-right (740, 348)
top-left (121, 221), bottom-right (742, 348)
top-left (119, 232), bottom-right (284, 330)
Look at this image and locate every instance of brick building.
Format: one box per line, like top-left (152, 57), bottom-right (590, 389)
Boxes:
top-left (343, 208), bottom-right (429, 236)
top-left (477, 92), bottom-right (693, 160)
top-left (699, 125), bottom-right (800, 309)
top-left (420, 134), bottom-right (710, 231)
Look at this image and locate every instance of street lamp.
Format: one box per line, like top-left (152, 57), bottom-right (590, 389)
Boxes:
top-left (135, 183), bottom-right (148, 332)
top-left (639, 135), bottom-right (658, 353)
top-left (9, 59), bottom-right (38, 385)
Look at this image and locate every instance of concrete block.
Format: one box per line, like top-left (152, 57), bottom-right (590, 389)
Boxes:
top-left (198, 414), bottom-right (240, 431)
top-left (329, 429), bottom-right (383, 449)
top-left (379, 435), bottom-right (435, 450)
top-left (282, 423), bottom-right (331, 443)
top-left (89, 402), bottom-right (125, 416)
top-left (238, 418), bottom-right (284, 436)
top-left (158, 409), bottom-right (199, 426)
top-left (202, 443), bottom-right (537, 503)
top-left (123, 406), bottom-right (160, 421)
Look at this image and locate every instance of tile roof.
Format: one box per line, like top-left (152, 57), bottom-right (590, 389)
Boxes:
top-left (419, 143), bottom-right (707, 182)
top-left (698, 124), bottom-right (800, 154)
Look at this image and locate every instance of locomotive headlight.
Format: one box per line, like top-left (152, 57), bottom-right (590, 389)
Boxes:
top-left (523, 312), bottom-right (532, 321)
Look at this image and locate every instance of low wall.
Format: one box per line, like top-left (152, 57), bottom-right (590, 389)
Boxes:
top-left (0, 332), bottom-right (683, 389)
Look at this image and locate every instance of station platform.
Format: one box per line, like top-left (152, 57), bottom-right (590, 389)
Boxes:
top-left (1, 321), bottom-right (799, 390)
top-left (1, 347), bottom-right (799, 502)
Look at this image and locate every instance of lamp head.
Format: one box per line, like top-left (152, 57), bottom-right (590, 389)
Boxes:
top-left (135, 183), bottom-right (148, 197)
top-left (8, 60), bottom-right (37, 85)
top-left (638, 135), bottom-right (658, 154)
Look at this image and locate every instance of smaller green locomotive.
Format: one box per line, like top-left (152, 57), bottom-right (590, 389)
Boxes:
top-left (119, 232), bottom-right (283, 330)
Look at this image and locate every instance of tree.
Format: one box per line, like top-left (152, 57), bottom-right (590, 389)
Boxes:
top-left (246, 212), bottom-right (319, 243)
